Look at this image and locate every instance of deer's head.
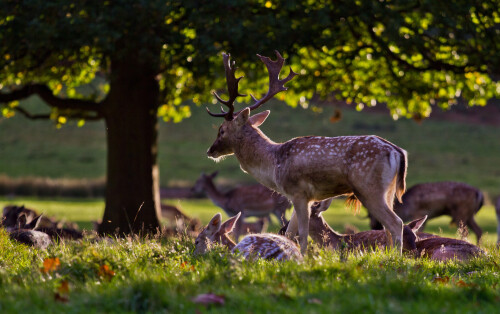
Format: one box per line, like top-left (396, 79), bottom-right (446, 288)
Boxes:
top-left (194, 212), bottom-right (241, 255)
top-left (206, 51), bottom-right (297, 160)
top-left (402, 215), bottom-right (427, 253)
top-left (191, 171), bottom-right (219, 195)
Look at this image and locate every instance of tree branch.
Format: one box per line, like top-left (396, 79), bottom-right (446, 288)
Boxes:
top-left (14, 107), bottom-right (51, 120)
top-left (0, 84), bottom-right (104, 113)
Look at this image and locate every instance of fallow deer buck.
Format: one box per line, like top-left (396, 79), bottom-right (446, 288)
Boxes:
top-left (205, 51), bottom-right (408, 254)
top-left (369, 182), bottom-right (484, 244)
top-left (194, 212), bottom-right (302, 261)
top-left (191, 171), bottom-right (291, 240)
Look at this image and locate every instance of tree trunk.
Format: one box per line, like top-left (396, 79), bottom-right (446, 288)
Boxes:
top-left (98, 56), bottom-right (162, 235)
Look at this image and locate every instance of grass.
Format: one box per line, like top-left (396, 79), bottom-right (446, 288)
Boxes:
top-left (1, 197), bottom-right (498, 246)
top-left (1, 97), bottom-right (500, 196)
top-left (0, 226), bottom-right (499, 313)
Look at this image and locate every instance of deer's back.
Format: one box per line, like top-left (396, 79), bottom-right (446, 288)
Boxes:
top-left (397, 182), bottom-right (482, 220)
top-left (9, 230), bottom-right (51, 249)
top-left (232, 233), bottom-right (302, 261)
top-left (224, 185), bottom-right (280, 215)
top-left (416, 237), bottom-right (484, 261)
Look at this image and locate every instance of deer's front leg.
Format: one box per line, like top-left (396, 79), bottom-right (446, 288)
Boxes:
top-left (285, 210), bottom-right (298, 238)
top-left (290, 198), bottom-right (311, 255)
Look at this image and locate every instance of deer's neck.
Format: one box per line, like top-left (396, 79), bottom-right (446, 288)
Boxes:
top-left (310, 215), bottom-right (344, 249)
top-left (217, 234), bottom-right (236, 250)
top-left (233, 125), bottom-right (279, 190)
top-left (202, 181), bottom-right (228, 209)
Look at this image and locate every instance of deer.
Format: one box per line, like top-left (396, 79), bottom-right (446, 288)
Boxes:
top-left (205, 51), bottom-right (408, 254)
top-left (2, 205), bottom-right (83, 240)
top-left (191, 171), bottom-right (291, 240)
top-left (280, 200), bottom-right (434, 254)
top-left (305, 202), bottom-right (483, 261)
top-left (194, 212), bottom-right (302, 261)
top-left (368, 182), bottom-right (484, 244)
top-left (6, 213), bottom-right (52, 249)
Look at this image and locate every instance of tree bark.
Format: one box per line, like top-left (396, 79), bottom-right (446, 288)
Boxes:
top-left (98, 56), bottom-right (162, 235)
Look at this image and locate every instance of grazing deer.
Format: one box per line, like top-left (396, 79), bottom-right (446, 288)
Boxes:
top-left (495, 196), bottom-right (500, 246)
top-left (369, 182), bottom-right (484, 243)
top-left (192, 171), bottom-right (291, 240)
top-left (194, 212), bottom-right (302, 261)
top-left (6, 214), bottom-right (52, 249)
top-left (3, 205), bottom-right (82, 240)
top-left (205, 51), bottom-right (407, 254)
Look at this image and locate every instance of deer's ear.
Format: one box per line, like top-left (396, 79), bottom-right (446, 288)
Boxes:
top-left (220, 212), bottom-right (241, 234)
top-left (407, 215), bottom-right (427, 232)
top-left (248, 110), bottom-right (270, 127)
top-left (25, 214), bottom-right (42, 230)
top-left (205, 213), bottom-right (222, 235)
top-left (235, 108), bottom-right (250, 127)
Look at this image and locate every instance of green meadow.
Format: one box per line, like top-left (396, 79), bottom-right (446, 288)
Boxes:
top-left (1, 99), bottom-right (500, 312)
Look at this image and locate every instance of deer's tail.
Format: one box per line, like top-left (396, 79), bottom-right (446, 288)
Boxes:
top-left (475, 190), bottom-right (484, 214)
top-left (395, 148), bottom-right (408, 203)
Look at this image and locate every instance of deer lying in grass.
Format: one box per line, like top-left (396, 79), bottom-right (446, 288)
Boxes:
top-left (369, 182), bottom-right (484, 243)
top-left (194, 212), bottom-right (302, 261)
top-left (2, 205), bottom-right (82, 240)
top-left (6, 214), bottom-right (52, 249)
top-left (192, 171), bottom-right (291, 240)
top-left (205, 51), bottom-right (407, 254)
top-left (291, 203), bottom-right (483, 261)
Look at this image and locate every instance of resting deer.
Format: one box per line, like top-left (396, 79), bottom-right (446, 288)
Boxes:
top-left (3, 205), bottom-right (82, 240)
top-left (302, 203), bottom-right (483, 261)
top-left (369, 182), bottom-right (484, 243)
top-left (280, 201), bottom-right (433, 253)
top-left (205, 51), bottom-right (407, 254)
top-left (194, 212), bottom-right (302, 261)
top-left (192, 171), bottom-right (291, 240)
top-left (6, 214), bottom-right (52, 249)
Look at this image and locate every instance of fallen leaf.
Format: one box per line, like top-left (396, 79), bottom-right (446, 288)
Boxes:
top-left (98, 264), bottom-right (115, 281)
top-left (432, 276), bottom-right (450, 284)
top-left (192, 293), bottom-right (225, 306)
top-left (41, 257), bottom-right (60, 274)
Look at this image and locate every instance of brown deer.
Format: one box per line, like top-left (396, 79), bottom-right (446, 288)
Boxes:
top-left (369, 182), bottom-right (484, 243)
top-left (192, 171), bottom-right (291, 240)
top-left (3, 205), bottom-right (82, 240)
top-left (194, 212), bottom-right (302, 261)
top-left (205, 51), bottom-right (407, 254)
top-left (303, 203), bottom-right (483, 261)
top-left (6, 214), bottom-right (52, 249)
top-left (280, 201), bottom-right (433, 254)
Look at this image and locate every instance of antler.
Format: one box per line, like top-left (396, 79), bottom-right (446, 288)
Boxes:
top-left (208, 51), bottom-right (298, 119)
top-left (207, 53), bottom-right (246, 120)
top-left (233, 50), bottom-right (298, 116)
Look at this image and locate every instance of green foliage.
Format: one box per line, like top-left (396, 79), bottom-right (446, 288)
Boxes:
top-left (1, 0), bottom-right (499, 121)
top-left (0, 227), bottom-right (498, 313)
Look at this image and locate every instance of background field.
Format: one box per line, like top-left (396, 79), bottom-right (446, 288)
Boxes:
top-left (1, 97), bottom-right (500, 196)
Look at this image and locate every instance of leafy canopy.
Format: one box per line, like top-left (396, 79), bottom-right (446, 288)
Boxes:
top-left (1, 0), bottom-right (499, 122)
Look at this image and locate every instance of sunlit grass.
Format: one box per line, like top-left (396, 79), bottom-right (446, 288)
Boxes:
top-left (0, 227), bottom-right (498, 313)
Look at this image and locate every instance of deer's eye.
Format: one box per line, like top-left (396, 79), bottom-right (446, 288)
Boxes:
top-left (220, 129), bottom-right (225, 135)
